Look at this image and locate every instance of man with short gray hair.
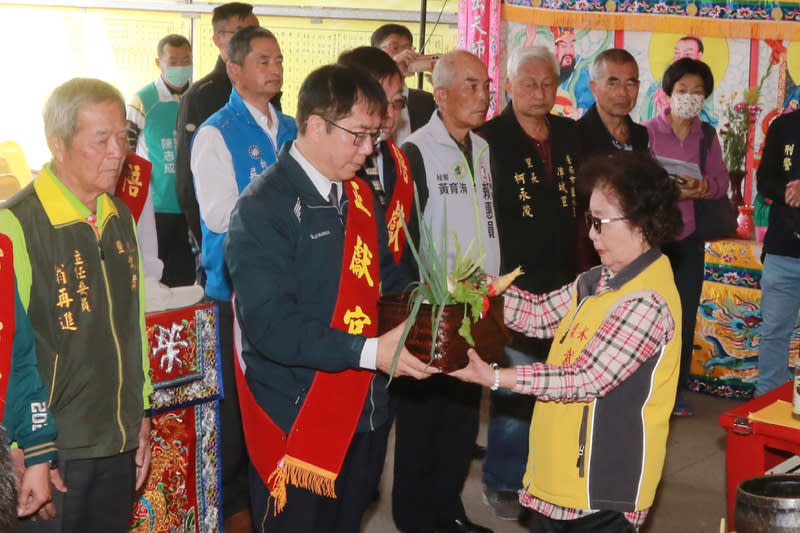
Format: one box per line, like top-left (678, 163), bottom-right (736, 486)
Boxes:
top-left (392, 49), bottom-right (495, 533)
top-left (0, 77), bottom-right (152, 533)
top-left (175, 2), bottom-right (261, 270)
top-left (476, 45), bottom-right (584, 521)
top-left (575, 48), bottom-right (648, 270)
top-left (577, 48), bottom-right (648, 158)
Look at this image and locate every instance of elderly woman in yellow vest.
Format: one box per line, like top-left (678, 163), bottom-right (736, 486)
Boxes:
top-left (453, 151), bottom-right (683, 533)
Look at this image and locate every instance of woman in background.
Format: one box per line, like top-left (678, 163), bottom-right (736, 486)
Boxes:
top-left (643, 57), bottom-right (730, 417)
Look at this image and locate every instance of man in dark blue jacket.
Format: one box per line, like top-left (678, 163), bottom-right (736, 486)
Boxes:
top-left (224, 64), bottom-right (436, 533)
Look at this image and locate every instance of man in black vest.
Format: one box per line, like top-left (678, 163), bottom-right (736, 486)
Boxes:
top-left (756, 109), bottom-right (800, 396)
top-left (477, 45), bottom-right (584, 521)
top-left (577, 48), bottom-right (648, 157)
top-left (175, 3), bottom-right (265, 276)
top-left (576, 48), bottom-right (649, 270)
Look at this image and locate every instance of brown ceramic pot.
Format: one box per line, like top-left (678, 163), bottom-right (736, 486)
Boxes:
top-left (378, 293), bottom-right (510, 373)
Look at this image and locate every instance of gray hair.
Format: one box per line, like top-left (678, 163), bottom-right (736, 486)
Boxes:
top-left (43, 78), bottom-right (125, 148)
top-left (507, 46), bottom-right (559, 80)
top-left (432, 49), bottom-right (477, 90)
top-left (590, 48), bottom-right (638, 80)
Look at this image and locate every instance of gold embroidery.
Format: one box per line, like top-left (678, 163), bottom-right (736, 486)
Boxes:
top-left (56, 287), bottom-right (74, 309)
top-left (59, 312), bottom-right (77, 331)
top-left (343, 305), bottom-right (372, 334)
top-left (350, 181), bottom-right (372, 217)
top-left (349, 236), bottom-right (375, 287)
top-left (387, 204), bottom-right (405, 253)
top-left (122, 163), bottom-right (144, 197)
top-left (55, 264), bottom-right (68, 285)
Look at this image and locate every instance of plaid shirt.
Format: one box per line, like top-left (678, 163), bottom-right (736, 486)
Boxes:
top-left (504, 265), bottom-right (676, 529)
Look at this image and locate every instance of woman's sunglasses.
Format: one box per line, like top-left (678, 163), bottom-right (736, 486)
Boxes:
top-left (584, 211), bottom-right (627, 234)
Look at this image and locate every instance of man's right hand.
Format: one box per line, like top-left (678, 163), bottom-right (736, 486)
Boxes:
top-left (13, 456), bottom-right (67, 520)
top-left (376, 321), bottom-right (440, 379)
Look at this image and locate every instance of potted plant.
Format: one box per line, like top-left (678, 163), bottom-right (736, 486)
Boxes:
top-left (378, 193), bottom-right (522, 376)
top-left (718, 61), bottom-right (774, 206)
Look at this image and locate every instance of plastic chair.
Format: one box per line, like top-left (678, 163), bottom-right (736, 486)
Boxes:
top-left (0, 157), bottom-right (21, 200)
top-left (0, 140), bottom-right (33, 187)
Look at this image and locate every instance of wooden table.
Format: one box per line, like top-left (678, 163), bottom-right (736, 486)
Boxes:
top-left (718, 382), bottom-right (800, 531)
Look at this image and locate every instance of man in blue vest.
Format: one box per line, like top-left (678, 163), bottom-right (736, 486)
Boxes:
top-left (175, 2), bottom-right (262, 284)
top-left (127, 34), bottom-right (196, 288)
top-left (190, 26), bottom-right (296, 532)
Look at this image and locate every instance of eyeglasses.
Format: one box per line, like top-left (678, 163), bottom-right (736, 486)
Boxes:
top-left (585, 211), bottom-right (627, 233)
top-left (322, 118), bottom-right (382, 147)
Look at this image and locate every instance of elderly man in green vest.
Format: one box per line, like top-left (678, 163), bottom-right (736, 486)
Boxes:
top-left (0, 77), bottom-right (153, 533)
top-left (127, 34), bottom-right (196, 289)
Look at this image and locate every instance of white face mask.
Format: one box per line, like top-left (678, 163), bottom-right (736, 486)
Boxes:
top-left (164, 65), bottom-right (192, 88)
top-left (671, 93), bottom-right (705, 120)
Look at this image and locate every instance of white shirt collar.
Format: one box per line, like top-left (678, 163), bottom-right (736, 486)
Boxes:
top-left (289, 143), bottom-right (340, 202)
top-left (242, 100), bottom-right (279, 150)
top-left (154, 75), bottom-right (182, 102)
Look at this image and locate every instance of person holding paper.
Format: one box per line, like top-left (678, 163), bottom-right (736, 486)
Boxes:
top-left (643, 57), bottom-right (730, 417)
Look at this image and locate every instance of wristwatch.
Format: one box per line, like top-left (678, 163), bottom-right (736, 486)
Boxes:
top-left (47, 459), bottom-right (58, 470)
top-left (490, 363), bottom-right (501, 391)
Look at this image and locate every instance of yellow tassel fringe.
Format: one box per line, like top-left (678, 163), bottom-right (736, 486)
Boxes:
top-left (267, 455), bottom-right (339, 515)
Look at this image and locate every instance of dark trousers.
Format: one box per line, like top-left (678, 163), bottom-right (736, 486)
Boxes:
top-left (250, 423), bottom-right (390, 533)
top-left (662, 235), bottom-right (706, 384)
top-left (213, 298), bottom-right (251, 519)
top-left (155, 213), bottom-right (196, 287)
top-left (529, 510), bottom-right (637, 532)
top-left (16, 451), bottom-right (136, 533)
top-left (392, 375), bottom-right (481, 530)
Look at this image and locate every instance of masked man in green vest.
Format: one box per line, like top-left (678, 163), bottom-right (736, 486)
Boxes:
top-left (127, 34), bottom-right (196, 289)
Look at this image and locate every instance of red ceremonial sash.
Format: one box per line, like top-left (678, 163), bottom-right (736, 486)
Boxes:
top-left (0, 233), bottom-right (16, 421)
top-left (233, 177), bottom-right (380, 514)
top-left (384, 140), bottom-right (415, 263)
top-left (114, 152), bottom-right (152, 223)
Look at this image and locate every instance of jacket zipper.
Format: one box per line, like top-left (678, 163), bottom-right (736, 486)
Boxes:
top-left (48, 354), bottom-right (59, 406)
top-left (577, 405), bottom-right (588, 478)
top-left (97, 238), bottom-right (128, 453)
top-left (559, 297), bottom-right (589, 344)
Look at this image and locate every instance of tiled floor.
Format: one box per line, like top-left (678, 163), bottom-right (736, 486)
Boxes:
top-left (362, 390), bottom-right (742, 533)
